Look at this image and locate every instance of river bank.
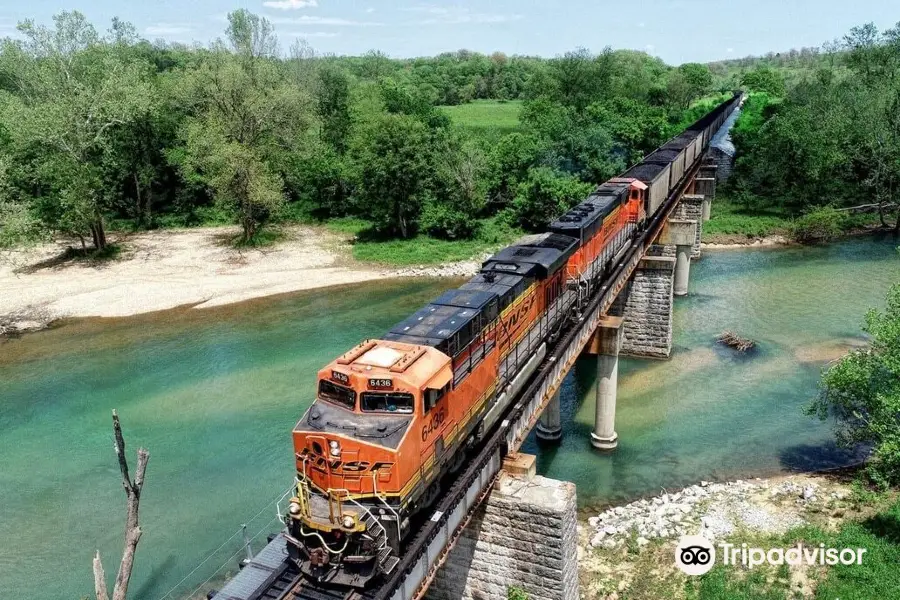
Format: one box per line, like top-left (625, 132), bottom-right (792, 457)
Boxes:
top-left (578, 472), bottom-right (897, 600)
top-left (0, 225), bottom-right (481, 336)
top-left (3, 222), bottom-right (893, 337)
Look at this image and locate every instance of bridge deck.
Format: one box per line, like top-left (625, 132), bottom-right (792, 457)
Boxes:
top-left (212, 99), bottom-right (739, 600)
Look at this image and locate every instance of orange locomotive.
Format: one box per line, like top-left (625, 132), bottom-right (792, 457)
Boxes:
top-left (283, 180), bottom-right (648, 589)
top-left (283, 94), bottom-right (741, 589)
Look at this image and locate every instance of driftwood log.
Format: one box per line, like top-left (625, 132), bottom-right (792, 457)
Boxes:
top-left (93, 410), bottom-right (150, 600)
top-left (717, 331), bottom-right (756, 352)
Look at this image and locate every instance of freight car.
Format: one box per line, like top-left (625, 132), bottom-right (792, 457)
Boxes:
top-left (282, 94), bottom-right (742, 590)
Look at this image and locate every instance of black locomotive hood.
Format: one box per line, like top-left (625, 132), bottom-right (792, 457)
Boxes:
top-left (299, 400), bottom-right (411, 450)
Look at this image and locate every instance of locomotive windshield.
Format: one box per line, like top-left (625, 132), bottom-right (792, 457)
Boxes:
top-left (318, 380), bottom-right (356, 410)
top-left (361, 392), bottom-right (414, 414)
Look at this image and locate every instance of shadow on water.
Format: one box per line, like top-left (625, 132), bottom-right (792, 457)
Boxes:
top-left (778, 441), bottom-right (871, 472)
top-left (132, 554), bottom-right (177, 600)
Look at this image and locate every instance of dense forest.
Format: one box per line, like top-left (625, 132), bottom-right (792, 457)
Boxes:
top-left (726, 22), bottom-right (900, 234)
top-left (0, 10), bottom-right (897, 257)
top-left (0, 9), bottom-right (732, 252)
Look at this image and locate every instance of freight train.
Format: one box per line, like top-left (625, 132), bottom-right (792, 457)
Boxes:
top-left (283, 94), bottom-right (741, 589)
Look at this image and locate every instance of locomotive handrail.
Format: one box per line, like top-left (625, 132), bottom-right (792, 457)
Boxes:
top-left (369, 95), bottom-right (741, 600)
top-left (207, 94), bottom-right (742, 600)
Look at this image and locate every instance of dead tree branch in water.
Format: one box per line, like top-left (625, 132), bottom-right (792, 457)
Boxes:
top-left (717, 331), bottom-right (756, 352)
top-left (93, 410), bottom-right (150, 600)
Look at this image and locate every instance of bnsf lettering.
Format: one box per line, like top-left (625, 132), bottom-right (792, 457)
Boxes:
top-left (421, 407), bottom-right (447, 442)
top-left (298, 447), bottom-right (393, 474)
top-left (499, 293), bottom-right (536, 347)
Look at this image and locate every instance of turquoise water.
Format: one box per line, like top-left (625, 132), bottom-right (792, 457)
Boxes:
top-left (1, 237), bottom-right (898, 599)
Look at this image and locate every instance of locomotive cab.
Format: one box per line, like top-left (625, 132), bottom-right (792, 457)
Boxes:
top-left (285, 339), bottom-right (452, 588)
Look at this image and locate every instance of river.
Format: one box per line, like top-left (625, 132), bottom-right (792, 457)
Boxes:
top-left (0, 236), bottom-right (898, 599)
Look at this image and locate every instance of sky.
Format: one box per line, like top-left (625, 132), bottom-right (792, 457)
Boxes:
top-left (0, 0), bottom-right (897, 64)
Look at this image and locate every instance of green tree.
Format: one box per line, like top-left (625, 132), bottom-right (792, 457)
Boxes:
top-left (174, 10), bottom-right (313, 243)
top-left (317, 65), bottom-right (352, 154)
top-left (740, 66), bottom-right (786, 97)
top-left (809, 282), bottom-right (900, 487)
top-left (487, 132), bottom-right (542, 206)
top-left (351, 113), bottom-right (433, 238)
top-left (0, 11), bottom-right (154, 250)
top-left (421, 138), bottom-right (488, 239)
top-left (511, 167), bottom-right (592, 231)
top-left (667, 63), bottom-right (713, 109)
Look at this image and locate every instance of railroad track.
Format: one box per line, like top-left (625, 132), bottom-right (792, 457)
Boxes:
top-left (259, 564), bottom-right (376, 600)
top-left (218, 95), bottom-right (742, 600)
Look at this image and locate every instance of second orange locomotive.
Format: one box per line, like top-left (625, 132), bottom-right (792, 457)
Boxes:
top-left (283, 95), bottom-right (741, 589)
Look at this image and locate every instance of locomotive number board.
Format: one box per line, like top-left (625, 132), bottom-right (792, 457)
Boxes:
top-left (368, 378), bottom-right (393, 390)
top-left (331, 370), bottom-right (350, 385)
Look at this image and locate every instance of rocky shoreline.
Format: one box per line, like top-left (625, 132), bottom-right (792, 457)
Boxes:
top-left (578, 473), bottom-right (864, 599)
top-left (584, 477), bottom-right (842, 551)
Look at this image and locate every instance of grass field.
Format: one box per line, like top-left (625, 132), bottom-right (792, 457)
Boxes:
top-left (326, 216), bottom-right (521, 266)
top-left (688, 496), bottom-right (900, 600)
top-left (703, 198), bottom-right (792, 241)
top-left (439, 100), bottom-right (523, 136)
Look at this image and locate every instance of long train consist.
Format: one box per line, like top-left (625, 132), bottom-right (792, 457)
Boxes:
top-left (283, 94), bottom-right (741, 589)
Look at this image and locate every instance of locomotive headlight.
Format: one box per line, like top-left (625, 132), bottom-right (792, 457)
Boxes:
top-left (342, 515), bottom-right (355, 529)
top-left (288, 501), bottom-right (301, 516)
top-left (329, 440), bottom-right (341, 457)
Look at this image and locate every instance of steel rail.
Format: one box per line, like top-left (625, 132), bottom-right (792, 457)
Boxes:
top-left (218, 94), bottom-right (740, 600)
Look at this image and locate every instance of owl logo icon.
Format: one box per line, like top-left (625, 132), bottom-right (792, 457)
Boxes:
top-left (676, 535), bottom-right (716, 575)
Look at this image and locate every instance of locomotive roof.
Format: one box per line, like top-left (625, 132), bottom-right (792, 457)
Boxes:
top-left (388, 303), bottom-right (480, 345)
top-left (483, 232), bottom-right (578, 279)
top-left (433, 288), bottom-right (497, 311)
top-left (549, 193), bottom-right (622, 236)
top-left (623, 162), bottom-right (670, 184)
top-left (595, 181), bottom-right (630, 198)
top-left (461, 271), bottom-right (529, 291)
top-left (459, 271), bottom-right (532, 300)
top-left (324, 339), bottom-right (451, 390)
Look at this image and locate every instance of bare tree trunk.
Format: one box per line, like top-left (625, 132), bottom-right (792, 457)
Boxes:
top-left (93, 551), bottom-right (110, 600)
top-left (93, 410), bottom-right (150, 600)
top-left (133, 174), bottom-right (144, 229)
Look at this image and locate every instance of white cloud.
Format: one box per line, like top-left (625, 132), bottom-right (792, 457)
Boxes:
top-left (645, 44), bottom-right (655, 52)
top-left (263, 0), bottom-right (319, 9)
top-left (405, 3), bottom-right (521, 25)
top-left (638, 22), bottom-right (646, 28)
top-left (726, 47), bottom-right (734, 53)
top-left (365, 8), bottom-right (376, 13)
top-left (283, 31), bottom-right (340, 38)
top-left (145, 23), bottom-right (193, 36)
top-left (269, 15), bottom-right (383, 26)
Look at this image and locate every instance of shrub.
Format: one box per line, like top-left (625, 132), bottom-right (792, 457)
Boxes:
top-left (508, 587), bottom-right (529, 600)
top-left (789, 206), bottom-right (846, 243)
top-left (511, 167), bottom-right (593, 231)
top-left (808, 283), bottom-right (900, 487)
top-left (419, 197), bottom-right (480, 240)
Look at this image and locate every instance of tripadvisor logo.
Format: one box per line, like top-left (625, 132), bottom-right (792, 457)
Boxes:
top-left (675, 535), bottom-right (716, 575)
top-left (675, 535), bottom-right (868, 575)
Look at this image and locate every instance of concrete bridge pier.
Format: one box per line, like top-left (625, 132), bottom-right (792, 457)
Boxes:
top-left (661, 220), bottom-right (699, 297)
top-left (612, 255), bottom-right (676, 359)
top-left (695, 172), bottom-right (717, 223)
top-left (673, 194), bottom-right (704, 258)
top-left (590, 317), bottom-right (624, 451)
top-left (426, 454), bottom-right (579, 600)
top-left (535, 389), bottom-right (562, 442)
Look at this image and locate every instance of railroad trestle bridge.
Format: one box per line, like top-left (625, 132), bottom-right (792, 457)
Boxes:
top-left (209, 96), bottom-right (740, 600)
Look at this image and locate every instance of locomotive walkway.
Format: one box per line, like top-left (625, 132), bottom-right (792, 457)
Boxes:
top-left (209, 96), bottom-right (740, 600)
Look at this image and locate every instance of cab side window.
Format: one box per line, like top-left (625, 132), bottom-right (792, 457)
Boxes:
top-left (423, 383), bottom-right (449, 412)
